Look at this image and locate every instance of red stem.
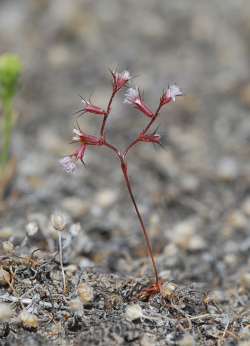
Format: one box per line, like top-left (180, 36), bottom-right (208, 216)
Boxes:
top-left (121, 160), bottom-right (159, 286)
top-left (98, 86), bottom-right (163, 287)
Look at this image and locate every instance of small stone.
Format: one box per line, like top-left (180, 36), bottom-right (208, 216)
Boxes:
top-left (188, 235), bottom-right (206, 251)
top-left (61, 197), bottom-right (89, 218)
top-left (180, 175), bottom-right (200, 193)
top-left (164, 243), bottom-right (179, 257)
top-left (241, 196), bottom-right (250, 216)
top-left (158, 270), bottom-right (171, 281)
top-left (0, 227), bottom-right (13, 238)
top-left (171, 220), bottom-right (196, 249)
top-left (216, 157), bottom-right (238, 181)
top-left (227, 210), bottom-right (246, 229)
top-left (224, 253), bottom-right (237, 265)
top-left (95, 189), bottom-right (118, 208)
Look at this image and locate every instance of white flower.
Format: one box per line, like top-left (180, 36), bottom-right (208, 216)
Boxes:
top-left (124, 87), bottom-right (139, 104)
top-left (166, 84), bottom-right (182, 101)
top-left (59, 157), bottom-right (77, 174)
top-left (51, 214), bottom-right (67, 232)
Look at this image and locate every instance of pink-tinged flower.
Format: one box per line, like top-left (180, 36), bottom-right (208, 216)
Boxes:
top-left (124, 87), bottom-right (153, 117)
top-left (59, 143), bottom-right (86, 174)
top-left (73, 95), bottom-right (105, 117)
top-left (161, 84), bottom-right (182, 104)
top-left (72, 127), bottom-right (100, 146)
top-left (110, 68), bottom-right (132, 91)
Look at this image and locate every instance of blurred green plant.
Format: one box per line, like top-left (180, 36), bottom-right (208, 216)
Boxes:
top-left (0, 53), bottom-right (22, 181)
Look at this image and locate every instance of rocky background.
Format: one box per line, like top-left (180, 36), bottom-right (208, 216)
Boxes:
top-left (0, 1), bottom-right (250, 345)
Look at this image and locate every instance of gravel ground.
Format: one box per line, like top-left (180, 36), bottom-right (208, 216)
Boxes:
top-left (0, 0), bottom-right (250, 345)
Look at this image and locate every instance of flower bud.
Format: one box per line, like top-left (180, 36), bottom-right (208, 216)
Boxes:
top-left (0, 304), bottom-right (13, 320)
top-left (0, 269), bottom-right (11, 285)
top-left (125, 305), bottom-right (143, 320)
top-left (18, 311), bottom-right (37, 327)
top-left (51, 214), bottom-right (67, 231)
top-left (3, 240), bottom-right (14, 254)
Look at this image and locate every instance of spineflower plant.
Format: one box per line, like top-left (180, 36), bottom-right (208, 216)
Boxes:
top-left (59, 68), bottom-right (182, 300)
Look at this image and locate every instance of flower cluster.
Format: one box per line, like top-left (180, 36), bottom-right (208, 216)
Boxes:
top-left (59, 126), bottom-right (100, 174)
top-left (59, 70), bottom-right (182, 174)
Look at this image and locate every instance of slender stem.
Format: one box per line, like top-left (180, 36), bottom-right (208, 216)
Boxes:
top-left (121, 161), bottom-right (159, 286)
top-left (57, 231), bottom-right (66, 294)
top-left (123, 103), bottom-right (163, 159)
top-left (100, 90), bottom-right (116, 137)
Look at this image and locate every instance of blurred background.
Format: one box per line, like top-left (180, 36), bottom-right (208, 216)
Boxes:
top-left (0, 0), bottom-right (250, 284)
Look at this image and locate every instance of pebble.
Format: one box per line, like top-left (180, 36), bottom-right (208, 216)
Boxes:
top-left (164, 243), bottom-right (179, 257)
top-left (224, 253), bottom-right (237, 265)
top-left (180, 175), bottom-right (200, 193)
top-left (241, 196), bottom-right (250, 216)
top-left (227, 210), bottom-right (246, 229)
top-left (61, 197), bottom-right (90, 218)
top-left (0, 227), bottom-right (13, 238)
top-left (187, 235), bottom-right (206, 251)
top-left (216, 157), bottom-right (238, 181)
top-left (95, 189), bottom-right (118, 208)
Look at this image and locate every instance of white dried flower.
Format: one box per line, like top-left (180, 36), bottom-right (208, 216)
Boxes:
top-left (125, 305), bottom-right (143, 320)
top-left (51, 214), bottom-right (67, 231)
top-left (25, 221), bottom-right (38, 236)
top-left (179, 333), bottom-right (195, 346)
top-left (0, 304), bottom-right (13, 320)
top-left (70, 298), bottom-right (83, 313)
top-left (18, 310), bottom-right (37, 327)
top-left (69, 223), bottom-right (81, 237)
top-left (0, 269), bottom-right (11, 285)
top-left (240, 327), bottom-right (250, 339)
top-left (3, 240), bottom-right (14, 254)
top-left (163, 282), bottom-right (177, 296)
top-left (77, 284), bottom-right (93, 303)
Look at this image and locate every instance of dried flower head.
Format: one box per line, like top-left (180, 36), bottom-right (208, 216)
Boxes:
top-left (3, 240), bottom-right (13, 254)
top-left (0, 269), bottom-right (11, 285)
top-left (179, 333), bottom-right (195, 346)
top-left (125, 304), bottom-right (143, 320)
top-left (70, 298), bottom-right (83, 312)
top-left (51, 213), bottom-right (67, 232)
top-left (163, 282), bottom-right (177, 296)
top-left (77, 283), bottom-right (93, 303)
top-left (18, 311), bottom-right (37, 327)
top-left (25, 221), bottom-right (38, 236)
top-left (0, 303), bottom-right (13, 320)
